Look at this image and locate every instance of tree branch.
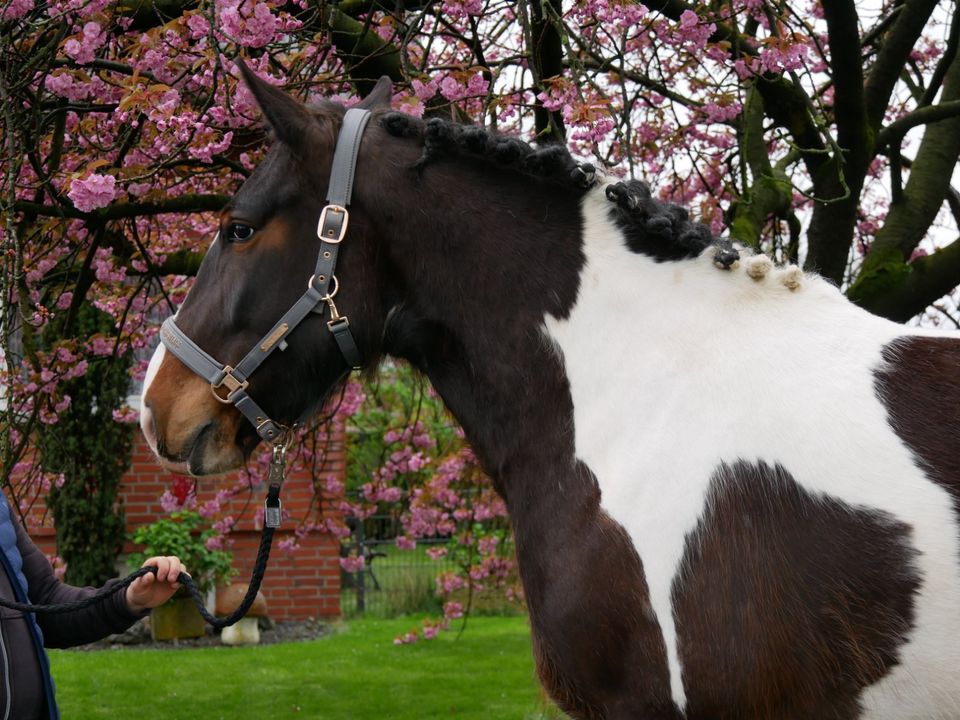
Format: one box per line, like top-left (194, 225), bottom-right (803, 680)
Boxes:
top-left (850, 48), bottom-right (960, 309)
top-left (804, 1), bottom-right (870, 282)
top-left (851, 239), bottom-right (960, 322)
top-left (643, 1), bottom-right (829, 180)
top-left (877, 99), bottom-right (960, 148)
top-left (863, 0), bottom-right (940, 128)
top-left (14, 194), bottom-right (228, 220)
top-left (325, 4), bottom-right (404, 94)
top-left (822, 0), bottom-right (869, 161)
top-left (728, 84), bottom-right (792, 247)
top-left (528, 0), bottom-right (566, 143)
top-left (919, 2), bottom-right (960, 107)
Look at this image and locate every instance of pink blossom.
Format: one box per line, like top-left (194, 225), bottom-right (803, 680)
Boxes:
top-left (112, 405), bottom-right (139, 424)
top-left (443, 601), bottom-right (464, 619)
top-left (277, 537), bottom-right (299, 554)
top-left (441, 0), bottom-right (482, 19)
top-left (437, 572), bottom-right (465, 595)
top-left (159, 491), bottom-right (180, 513)
top-left (68, 174), bottom-right (116, 212)
top-left (186, 13), bottom-right (209, 39)
top-left (466, 73), bottom-right (489, 97)
top-left (63, 22), bottom-right (106, 65)
top-left (411, 78), bottom-right (439, 101)
top-left (395, 535), bottom-right (416, 550)
top-left (702, 101), bottom-right (743, 123)
top-left (439, 76), bottom-right (466, 102)
top-left (340, 555), bottom-right (365, 573)
top-left (477, 535), bottom-right (499, 555)
top-left (88, 337), bottom-right (115, 356)
top-left (1, 0), bottom-right (34, 21)
top-left (393, 631), bottom-right (419, 645)
top-left (426, 546), bottom-right (447, 560)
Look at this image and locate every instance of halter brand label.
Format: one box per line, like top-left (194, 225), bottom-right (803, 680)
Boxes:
top-left (260, 323), bottom-right (289, 352)
top-left (160, 325), bottom-right (182, 348)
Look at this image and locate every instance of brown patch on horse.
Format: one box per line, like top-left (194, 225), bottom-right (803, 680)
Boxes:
top-left (875, 335), bottom-right (960, 511)
top-left (519, 473), bottom-right (683, 719)
top-left (144, 351), bottom-right (244, 473)
top-left (673, 461), bottom-right (919, 719)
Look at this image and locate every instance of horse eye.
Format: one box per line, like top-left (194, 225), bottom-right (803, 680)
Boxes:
top-left (226, 223), bottom-right (255, 243)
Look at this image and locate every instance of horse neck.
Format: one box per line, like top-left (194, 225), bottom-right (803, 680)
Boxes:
top-left (377, 169), bottom-right (587, 504)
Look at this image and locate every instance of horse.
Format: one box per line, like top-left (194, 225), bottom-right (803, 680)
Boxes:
top-left (139, 65), bottom-right (960, 720)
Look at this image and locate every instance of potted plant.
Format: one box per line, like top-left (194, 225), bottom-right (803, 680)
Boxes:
top-left (128, 510), bottom-right (234, 640)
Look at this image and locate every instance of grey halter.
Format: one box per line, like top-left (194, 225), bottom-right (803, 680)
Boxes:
top-left (159, 107), bottom-right (371, 444)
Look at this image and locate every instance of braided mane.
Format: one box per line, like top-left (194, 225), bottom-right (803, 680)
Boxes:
top-left (381, 112), bottom-right (592, 187)
top-left (379, 112), bottom-right (739, 266)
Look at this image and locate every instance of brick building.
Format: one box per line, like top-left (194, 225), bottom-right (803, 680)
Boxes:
top-left (29, 432), bottom-right (344, 621)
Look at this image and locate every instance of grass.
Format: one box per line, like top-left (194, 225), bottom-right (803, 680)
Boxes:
top-left (49, 615), bottom-right (565, 720)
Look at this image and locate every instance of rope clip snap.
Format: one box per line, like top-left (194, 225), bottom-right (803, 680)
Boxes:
top-left (264, 441), bottom-right (288, 528)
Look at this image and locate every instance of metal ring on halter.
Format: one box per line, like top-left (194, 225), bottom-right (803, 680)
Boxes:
top-left (308, 274), bottom-right (339, 297)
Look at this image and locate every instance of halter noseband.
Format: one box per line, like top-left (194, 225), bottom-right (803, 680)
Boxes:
top-left (159, 108), bottom-right (371, 443)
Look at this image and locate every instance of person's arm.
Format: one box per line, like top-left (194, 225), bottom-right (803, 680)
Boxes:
top-left (14, 518), bottom-right (183, 648)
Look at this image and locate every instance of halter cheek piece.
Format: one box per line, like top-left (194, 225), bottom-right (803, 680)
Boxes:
top-left (159, 108), bottom-right (371, 444)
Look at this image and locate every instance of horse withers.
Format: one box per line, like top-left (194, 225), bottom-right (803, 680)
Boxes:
top-left (140, 67), bottom-right (960, 720)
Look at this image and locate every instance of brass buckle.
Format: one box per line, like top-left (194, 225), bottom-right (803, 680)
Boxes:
top-left (317, 204), bottom-right (349, 244)
top-left (210, 366), bottom-right (248, 404)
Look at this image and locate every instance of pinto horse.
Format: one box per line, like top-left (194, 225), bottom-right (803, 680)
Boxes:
top-left (140, 67), bottom-right (960, 720)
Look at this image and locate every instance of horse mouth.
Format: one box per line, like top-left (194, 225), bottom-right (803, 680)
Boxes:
top-left (150, 420), bottom-right (247, 477)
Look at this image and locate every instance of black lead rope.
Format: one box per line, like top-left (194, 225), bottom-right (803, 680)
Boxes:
top-left (0, 477), bottom-right (284, 631)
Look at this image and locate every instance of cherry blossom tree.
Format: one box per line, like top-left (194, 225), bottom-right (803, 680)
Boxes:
top-left (2, 0), bottom-right (959, 610)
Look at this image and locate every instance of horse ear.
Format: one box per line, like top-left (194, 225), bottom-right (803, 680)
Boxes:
top-left (235, 59), bottom-right (316, 149)
top-left (357, 76), bottom-right (393, 110)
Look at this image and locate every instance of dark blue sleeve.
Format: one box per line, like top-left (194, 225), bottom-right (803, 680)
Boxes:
top-left (13, 517), bottom-right (145, 648)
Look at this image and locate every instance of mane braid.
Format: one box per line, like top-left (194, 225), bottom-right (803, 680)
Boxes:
top-left (380, 113), bottom-right (595, 189)
top-left (379, 113), bottom-right (735, 265)
top-left (605, 180), bottom-right (739, 266)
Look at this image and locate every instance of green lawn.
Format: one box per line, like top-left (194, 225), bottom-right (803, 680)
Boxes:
top-left (49, 615), bottom-right (564, 719)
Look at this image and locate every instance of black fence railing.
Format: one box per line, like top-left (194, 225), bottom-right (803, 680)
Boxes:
top-left (340, 528), bottom-right (457, 617)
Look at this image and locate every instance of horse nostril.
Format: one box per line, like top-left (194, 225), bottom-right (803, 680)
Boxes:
top-left (187, 422), bottom-right (216, 476)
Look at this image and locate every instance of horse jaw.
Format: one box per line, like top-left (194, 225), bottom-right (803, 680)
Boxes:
top-left (140, 343), bottom-right (247, 476)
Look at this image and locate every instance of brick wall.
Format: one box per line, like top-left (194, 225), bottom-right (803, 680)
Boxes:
top-left (29, 431), bottom-right (344, 621)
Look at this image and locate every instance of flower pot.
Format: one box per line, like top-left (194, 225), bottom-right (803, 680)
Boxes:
top-left (150, 596), bottom-right (205, 640)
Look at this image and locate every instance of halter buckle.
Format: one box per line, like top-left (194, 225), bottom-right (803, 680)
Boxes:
top-left (317, 204), bottom-right (349, 244)
top-left (211, 366), bottom-right (248, 403)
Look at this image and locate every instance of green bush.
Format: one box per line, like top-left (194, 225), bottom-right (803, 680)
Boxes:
top-left (128, 510), bottom-right (233, 594)
top-left (39, 305), bottom-right (132, 586)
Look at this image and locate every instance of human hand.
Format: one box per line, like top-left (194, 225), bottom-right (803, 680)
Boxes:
top-left (125, 556), bottom-right (187, 613)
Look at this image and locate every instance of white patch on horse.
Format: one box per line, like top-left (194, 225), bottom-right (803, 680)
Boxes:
top-left (543, 186), bottom-right (960, 715)
top-left (139, 342), bottom-right (166, 456)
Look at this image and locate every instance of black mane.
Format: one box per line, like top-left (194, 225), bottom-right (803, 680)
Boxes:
top-left (380, 112), bottom-right (738, 266)
top-left (381, 112), bottom-right (591, 187)
top-left (605, 180), bottom-right (739, 266)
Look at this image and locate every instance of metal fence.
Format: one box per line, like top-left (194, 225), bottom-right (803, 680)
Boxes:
top-left (340, 516), bottom-right (458, 617)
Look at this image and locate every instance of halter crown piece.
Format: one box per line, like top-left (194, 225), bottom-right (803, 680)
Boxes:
top-left (159, 108), bottom-right (371, 446)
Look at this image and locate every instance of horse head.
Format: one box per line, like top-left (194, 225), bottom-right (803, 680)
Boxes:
top-left (141, 64), bottom-right (399, 475)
